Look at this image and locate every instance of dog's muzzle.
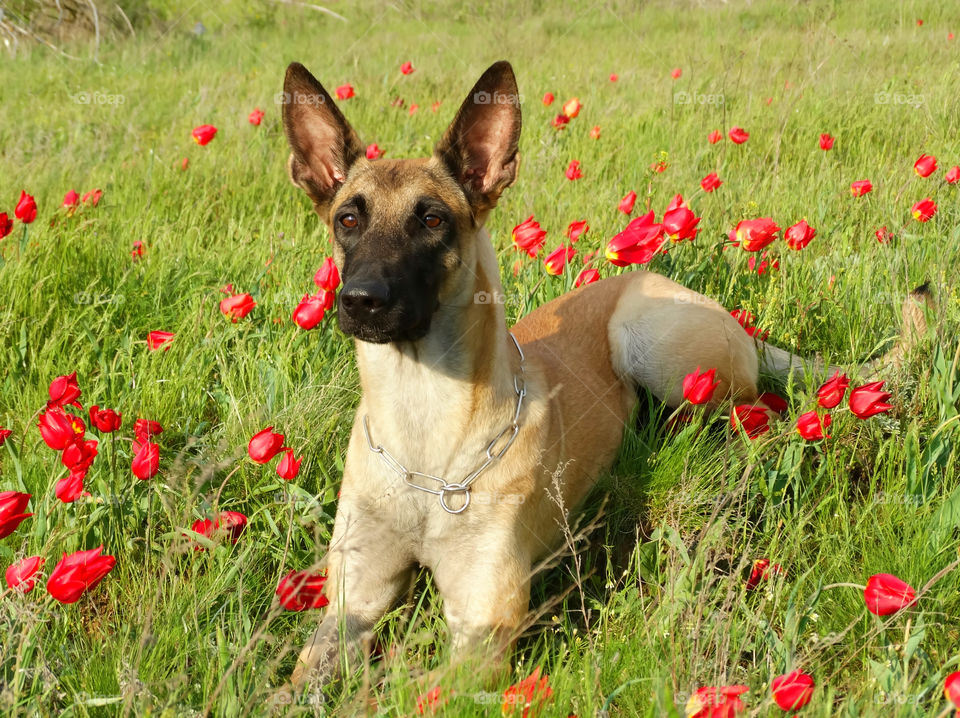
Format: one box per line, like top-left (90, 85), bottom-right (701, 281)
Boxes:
top-left (338, 275), bottom-right (432, 343)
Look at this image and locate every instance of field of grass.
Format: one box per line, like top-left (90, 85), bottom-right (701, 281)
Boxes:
top-left (1, 0), bottom-right (959, 715)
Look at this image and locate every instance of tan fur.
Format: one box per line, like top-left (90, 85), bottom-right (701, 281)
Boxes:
top-left (281, 61), bottom-right (925, 692)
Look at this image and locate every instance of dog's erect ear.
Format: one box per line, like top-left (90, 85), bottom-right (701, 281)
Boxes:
top-left (434, 61), bottom-right (522, 213)
top-left (282, 62), bottom-right (365, 216)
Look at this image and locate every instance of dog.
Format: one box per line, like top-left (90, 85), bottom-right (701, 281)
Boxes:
top-left (280, 59), bottom-right (928, 690)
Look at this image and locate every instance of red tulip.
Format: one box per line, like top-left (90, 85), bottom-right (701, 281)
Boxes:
top-left (730, 309), bottom-right (769, 340)
top-left (417, 686), bottom-right (446, 714)
top-left (131, 240), bottom-right (145, 260)
top-left (589, 125), bottom-right (601, 139)
top-left (731, 404), bottom-right (770, 438)
top-left (335, 84), bottom-right (355, 100)
top-left (785, 219), bottom-right (816, 250)
top-left (605, 211), bottom-right (666, 267)
top-left (15, 191), bottom-right (37, 223)
top-left (276, 569), bottom-right (329, 610)
top-left (0, 492), bottom-right (32, 539)
top-left (132, 440), bottom-right (160, 480)
top-left (819, 133), bottom-right (834, 150)
top-left (662, 196), bottom-right (700, 241)
top-left (685, 685), bottom-right (748, 718)
top-left (565, 220), bottom-right (589, 242)
top-left (551, 113), bottom-right (569, 130)
top-left (5, 556), bottom-right (44, 593)
top-left (875, 226), bottom-right (892, 243)
top-left (88, 406), bottom-right (122, 433)
top-left (0, 427), bottom-right (10, 446)
top-left (292, 293), bottom-right (328, 330)
top-left (850, 179), bottom-right (872, 197)
top-left (192, 124), bottom-right (218, 146)
top-left (708, 129), bottom-right (723, 144)
top-left (512, 216), bottom-right (547, 258)
top-left (134, 419), bottom-right (163, 442)
top-left (913, 154), bottom-right (937, 178)
top-left (189, 518), bottom-right (217, 549)
top-left (217, 511), bottom-right (247, 544)
top-left (220, 292), bottom-right (256, 321)
top-left (55, 470), bottom-right (85, 503)
top-left (728, 126), bottom-right (749, 144)
top-left (574, 268), bottom-right (600, 287)
top-left (365, 143), bottom-right (384, 160)
top-left (747, 252), bottom-right (778, 275)
top-left (62, 439), bottom-right (98, 473)
top-left (771, 671), bottom-right (814, 711)
top-left (38, 408), bottom-right (83, 451)
top-left (671, 67), bottom-right (682, 79)
top-left (502, 666), bottom-right (553, 717)
top-left (911, 198), bottom-right (936, 222)
top-left (618, 190), bottom-right (637, 214)
top-left (407, 103), bottom-right (419, 116)
top-left (0, 213), bottom-right (12, 238)
top-left (276, 448), bottom-right (303, 480)
top-left (400, 61), bottom-right (415, 75)
top-left (609, 73), bottom-right (618, 82)
top-left (945, 672), bottom-right (960, 710)
top-left (746, 558), bottom-right (783, 590)
top-left (864, 573), bottom-right (916, 615)
top-left (700, 172), bottom-right (722, 192)
top-left (248, 108), bottom-right (264, 125)
top-left (816, 371), bottom-right (849, 408)
top-left (543, 246), bottom-right (576, 275)
top-left (796, 410), bottom-right (831, 440)
top-left (313, 257), bottom-right (341, 292)
top-left (683, 367), bottom-right (719, 405)
top-left (48, 372), bottom-right (82, 409)
top-left (759, 392), bottom-right (788, 414)
top-left (62, 189), bottom-right (80, 208)
top-left (735, 218), bottom-right (780, 252)
top-left (147, 330), bottom-right (175, 351)
top-left (542, 92), bottom-right (554, 106)
top-left (946, 166), bottom-right (960, 184)
top-left (562, 97), bottom-right (581, 118)
top-left (849, 381), bottom-right (892, 419)
top-left (81, 189), bottom-right (102, 206)
top-left (46, 546), bottom-right (116, 604)
top-left (564, 160), bottom-right (582, 181)
top-left (248, 426), bottom-right (285, 464)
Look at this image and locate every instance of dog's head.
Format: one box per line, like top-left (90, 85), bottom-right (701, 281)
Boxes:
top-left (281, 61), bottom-right (521, 344)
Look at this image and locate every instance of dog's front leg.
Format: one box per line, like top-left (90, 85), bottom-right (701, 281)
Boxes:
top-left (432, 545), bottom-right (531, 681)
top-left (290, 511), bottom-right (414, 692)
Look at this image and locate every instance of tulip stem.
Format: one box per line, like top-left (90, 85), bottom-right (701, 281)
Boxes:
top-left (145, 488), bottom-right (154, 558)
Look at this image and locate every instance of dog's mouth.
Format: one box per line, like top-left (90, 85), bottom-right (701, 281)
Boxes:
top-left (340, 317), bottom-right (432, 344)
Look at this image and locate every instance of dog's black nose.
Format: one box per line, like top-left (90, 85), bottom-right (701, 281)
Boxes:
top-left (340, 279), bottom-right (391, 318)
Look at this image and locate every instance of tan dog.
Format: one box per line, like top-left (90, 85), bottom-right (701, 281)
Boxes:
top-left (280, 60), bottom-right (926, 690)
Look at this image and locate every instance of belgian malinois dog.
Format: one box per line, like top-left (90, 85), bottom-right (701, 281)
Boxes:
top-left (280, 60), bottom-right (928, 690)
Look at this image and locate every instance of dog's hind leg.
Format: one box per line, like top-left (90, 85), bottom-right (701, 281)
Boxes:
top-left (607, 277), bottom-right (761, 409)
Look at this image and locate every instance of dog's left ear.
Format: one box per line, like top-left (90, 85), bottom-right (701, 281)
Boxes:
top-left (282, 62), bottom-right (365, 217)
top-left (434, 61), bottom-right (522, 213)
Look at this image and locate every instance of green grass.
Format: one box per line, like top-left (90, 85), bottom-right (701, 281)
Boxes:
top-left (1, 0), bottom-right (959, 715)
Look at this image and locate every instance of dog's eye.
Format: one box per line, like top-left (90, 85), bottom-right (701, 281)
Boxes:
top-left (423, 214), bottom-right (442, 228)
top-left (339, 214), bottom-right (358, 229)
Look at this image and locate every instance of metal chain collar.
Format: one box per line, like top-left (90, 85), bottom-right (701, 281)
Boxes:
top-left (361, 332), bottom-right (526, 514)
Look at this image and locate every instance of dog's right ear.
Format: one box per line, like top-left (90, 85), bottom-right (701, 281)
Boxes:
top-left (282, 62), bottom-right (365, 217)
